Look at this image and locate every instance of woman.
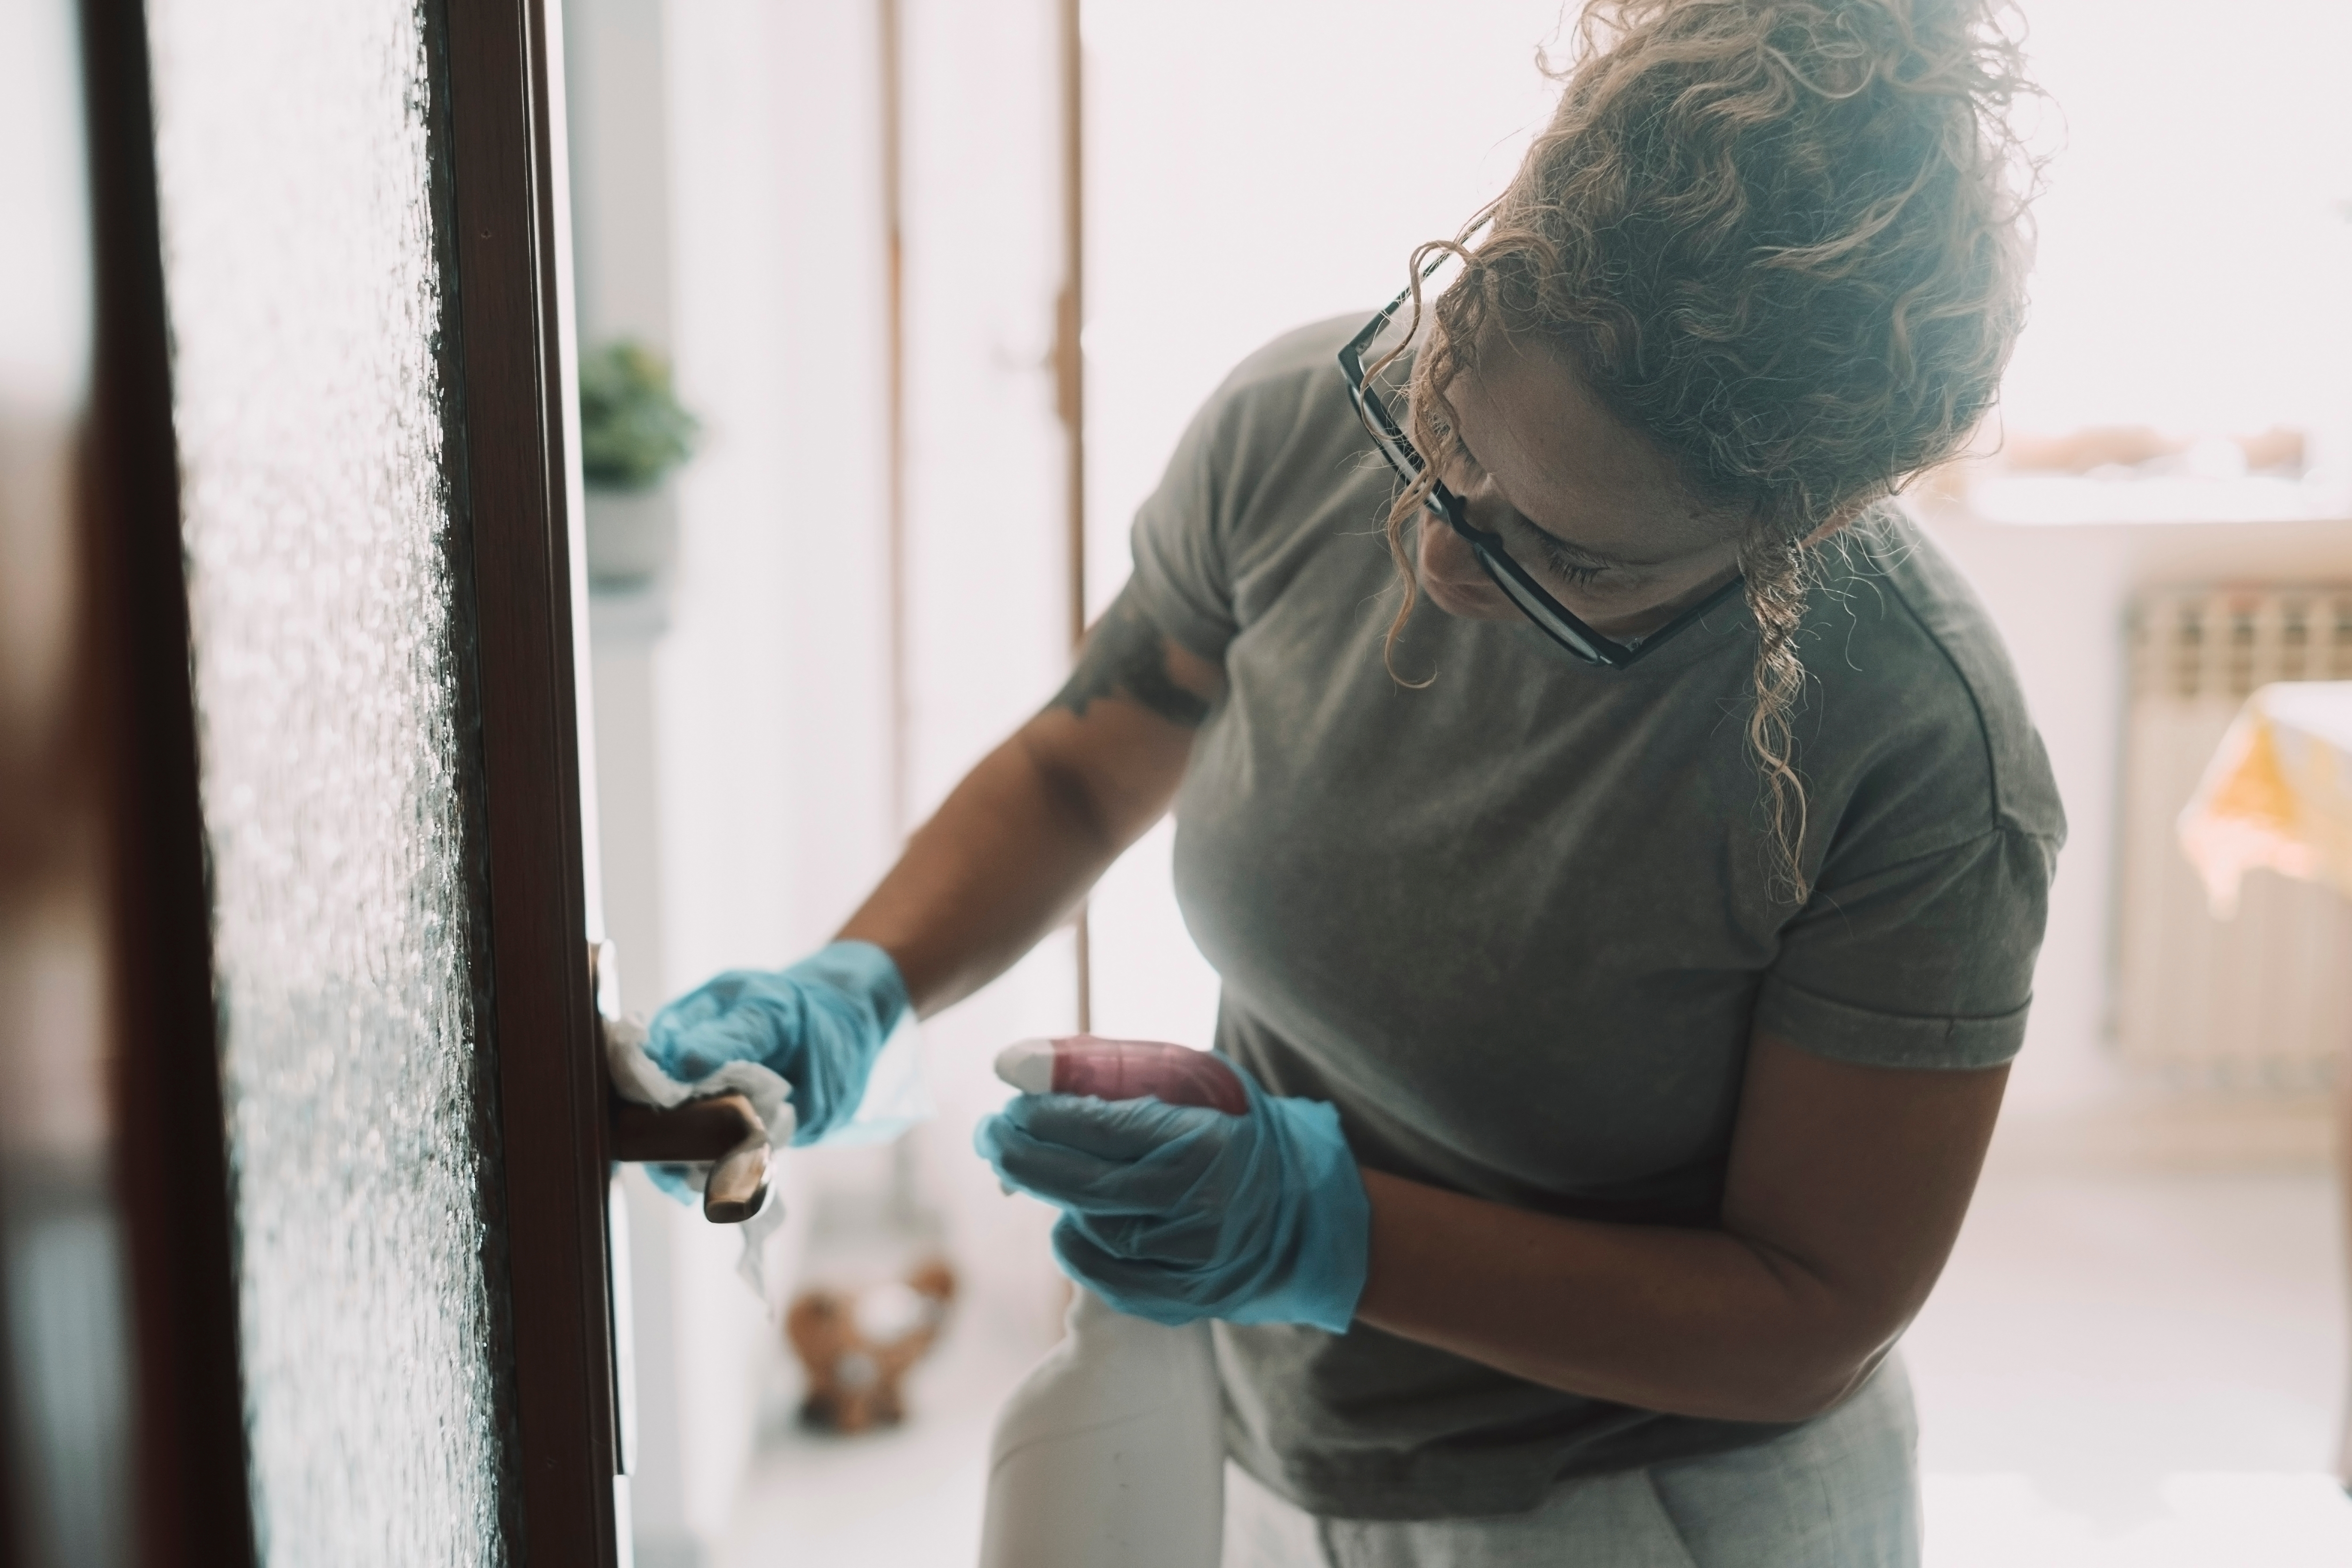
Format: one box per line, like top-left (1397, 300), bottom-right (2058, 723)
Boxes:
top-left (649, 0), bottom-right (2059, 1560)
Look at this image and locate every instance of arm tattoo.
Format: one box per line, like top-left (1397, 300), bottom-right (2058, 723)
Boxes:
top-left (1049, 590), bottom-right (1212, 726)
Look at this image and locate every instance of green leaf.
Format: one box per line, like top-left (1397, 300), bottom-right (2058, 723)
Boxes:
top-left (577, 339), bottom-right (699, 492)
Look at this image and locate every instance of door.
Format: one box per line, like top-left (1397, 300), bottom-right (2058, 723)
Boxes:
top-left (0, 0), bottom-right (652, 1561)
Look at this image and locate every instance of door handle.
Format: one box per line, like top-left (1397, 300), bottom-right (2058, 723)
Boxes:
top-left (609, 1092), bottom-right (771, 1223)
top-left (592, 940), bottom-right (772, 1224)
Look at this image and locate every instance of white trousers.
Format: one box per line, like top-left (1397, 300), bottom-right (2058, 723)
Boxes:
top-left (1223, 1355), bottom-right (1920, 1568)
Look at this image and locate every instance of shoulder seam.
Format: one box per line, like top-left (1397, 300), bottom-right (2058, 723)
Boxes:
top-left (1215, 346), bottom-right (1358, 541)
top-left (1864, 549), bottom-right (2014, 839)
top-left (1823, 820), bottom-right (2060, 888)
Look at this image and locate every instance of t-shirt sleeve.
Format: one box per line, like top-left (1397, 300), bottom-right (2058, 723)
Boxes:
top-left (1751, 825), bottom-right (2059, 1071)
top-left (1121, 320), bottom-right (1359, 662)
top-left (1123, 378), bottom-right (1248, 662)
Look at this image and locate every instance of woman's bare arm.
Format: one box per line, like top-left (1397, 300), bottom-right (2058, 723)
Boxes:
top-left (1353, 1034), bottom-right (2007, 1424)
top-left (838, 589), bottom-right (1225, 1016)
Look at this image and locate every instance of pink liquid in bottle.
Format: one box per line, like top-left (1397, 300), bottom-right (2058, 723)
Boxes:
top-left (993, 1034), bottom-right (1248, 1115)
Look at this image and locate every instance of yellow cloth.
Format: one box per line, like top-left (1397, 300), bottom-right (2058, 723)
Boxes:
top-left (2179, 681), bottom-right (2352, 915)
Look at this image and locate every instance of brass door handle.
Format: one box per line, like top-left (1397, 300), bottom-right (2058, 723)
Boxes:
top-left (608, 1091), bottom-right (771, 1224)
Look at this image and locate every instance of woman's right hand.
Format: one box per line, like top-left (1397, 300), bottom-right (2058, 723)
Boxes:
top-left (646, 940), bottom-right (909, 1144)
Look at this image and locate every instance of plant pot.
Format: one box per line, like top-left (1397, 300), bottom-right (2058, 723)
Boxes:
top-left (583, 485), bottom-right (677, 589)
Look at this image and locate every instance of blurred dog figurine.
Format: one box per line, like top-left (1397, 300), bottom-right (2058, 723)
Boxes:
top-left (785, 1259), bottom-right (957, 1433)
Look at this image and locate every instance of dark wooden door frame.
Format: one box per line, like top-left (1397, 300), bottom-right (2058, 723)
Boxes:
top-left (57, 0), bottom-right (621, 1560)
top-left (436, 0), bottom-right (622, 1560)
top-left (75, 1), bottom-right (254, 1561)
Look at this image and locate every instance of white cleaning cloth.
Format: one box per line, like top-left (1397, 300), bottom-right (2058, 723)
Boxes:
top-left (603, 1011), bottom-right (933, 1302)
top-left (603, 1012), bottom-right (796, 1300)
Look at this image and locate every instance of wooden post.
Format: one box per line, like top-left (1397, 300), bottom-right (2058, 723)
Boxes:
top-left (880, 0), bottom-right (912, 846)
top-left (1055, 0), bottom-right (1091, 1033)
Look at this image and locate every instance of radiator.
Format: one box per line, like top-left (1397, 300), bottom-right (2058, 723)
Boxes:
top-left (2113, 586), bottom-right (2352, 1090)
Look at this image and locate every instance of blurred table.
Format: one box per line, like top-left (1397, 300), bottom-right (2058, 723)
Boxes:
top-left (2178, 679), bottom-right (2352, 1485)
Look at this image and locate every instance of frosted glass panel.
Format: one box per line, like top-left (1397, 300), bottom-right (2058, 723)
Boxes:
top-left (146, 0), bottom-right (514, 1562)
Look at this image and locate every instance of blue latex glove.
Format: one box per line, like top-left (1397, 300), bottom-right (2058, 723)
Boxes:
top-left (974, 1061), bottom-right (1369, 1334)
top-left (646, 939), bottom-right (909, 1146)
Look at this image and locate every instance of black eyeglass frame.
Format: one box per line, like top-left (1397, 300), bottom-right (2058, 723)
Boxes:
top-left (1337, 287), bottom-right (1744, 670)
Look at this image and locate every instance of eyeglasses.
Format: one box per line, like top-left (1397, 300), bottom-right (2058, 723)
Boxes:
top-left (1337, 283), bottom-right (1744, 670)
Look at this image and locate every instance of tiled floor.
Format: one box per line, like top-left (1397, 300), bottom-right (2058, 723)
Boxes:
top-left (1907, 1167), bottom-right (2352, 1564)
top-left (719, 1164), bottom-right (2352, 1566)
top-left (716, 1298), bottom-right (1042, 1568)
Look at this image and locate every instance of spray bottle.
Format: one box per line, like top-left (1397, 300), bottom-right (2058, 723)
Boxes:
top-left (976, 1035), bottom-right (1237, 1568)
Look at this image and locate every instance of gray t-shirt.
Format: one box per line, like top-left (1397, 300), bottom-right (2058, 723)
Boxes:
top-left (1121, 318), bottom-right (2065, 1521)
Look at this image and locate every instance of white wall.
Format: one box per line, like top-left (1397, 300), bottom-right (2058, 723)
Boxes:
top-left (567, 0), bottom-right (906, 1556)
top-left (660, 0), bottom-right (897, 976)
top-left (1993, 0), bottom-right (2352, 447)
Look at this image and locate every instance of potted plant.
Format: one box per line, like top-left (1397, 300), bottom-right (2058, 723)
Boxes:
top-left (578, 339), bottom-right (699, 589)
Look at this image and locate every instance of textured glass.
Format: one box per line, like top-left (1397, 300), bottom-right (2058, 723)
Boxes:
top-left (146, 2), bottom-right (513, 1562)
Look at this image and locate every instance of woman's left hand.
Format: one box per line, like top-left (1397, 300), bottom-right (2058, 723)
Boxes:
top-left (974, 1062), bottom-right (1369, 1333)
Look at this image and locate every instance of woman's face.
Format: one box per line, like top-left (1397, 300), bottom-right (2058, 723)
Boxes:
top-left (1421, 327), bottom-right (1745, 641)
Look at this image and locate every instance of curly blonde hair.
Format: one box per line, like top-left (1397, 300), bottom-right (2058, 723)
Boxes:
top-left (1388, 0), bottom-right (2037, 899)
